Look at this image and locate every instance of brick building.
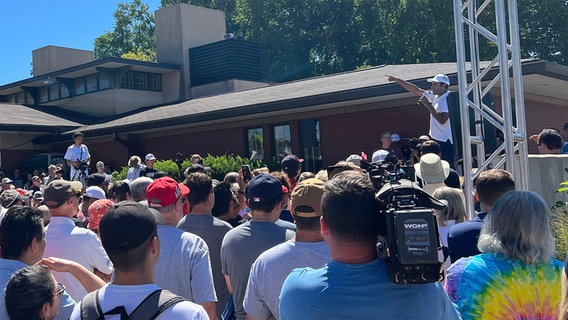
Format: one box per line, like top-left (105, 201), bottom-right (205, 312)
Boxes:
top-left (0, 3), bottom-right (567, 175)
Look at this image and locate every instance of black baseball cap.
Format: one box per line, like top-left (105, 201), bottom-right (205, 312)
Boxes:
top-left (99, 201), bottom-right (157, 254)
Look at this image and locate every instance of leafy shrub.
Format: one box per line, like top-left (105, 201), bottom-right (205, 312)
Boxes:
top-left (112, 166), bottom-right (129, 181)
top-left (550, 201), bottom-right (568, 261)
top-left (154, 160), bottom-right (183, 181)
top-left (203, 154), bottom-right (266, 181)
top-left (111, 155), bottom-right (267, 183)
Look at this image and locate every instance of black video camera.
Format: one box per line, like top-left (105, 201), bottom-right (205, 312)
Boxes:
top-left (77, 160), bottom-right (88, 172)
top-left (361, 160), bottom-right (445, 284)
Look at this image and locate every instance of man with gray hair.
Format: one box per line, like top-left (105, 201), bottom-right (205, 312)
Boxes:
top-left (130, 176), bottom-right (154, 203)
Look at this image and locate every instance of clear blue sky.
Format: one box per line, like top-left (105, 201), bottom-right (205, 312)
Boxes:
top-left (0, 0), bottom-right (161, 85)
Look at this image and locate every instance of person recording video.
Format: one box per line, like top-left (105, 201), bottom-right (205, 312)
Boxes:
top-left (279, 171), bottom-right (460, 319)
top-left (64, 131), bottom-right (91, 181)
top-left (387, 74), bottom-right (454, 168)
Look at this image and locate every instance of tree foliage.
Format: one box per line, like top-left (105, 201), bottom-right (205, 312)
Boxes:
top-left (95, 0), bottom-right (567, 80)
top-left (93, 0), bottom-right (156, 60)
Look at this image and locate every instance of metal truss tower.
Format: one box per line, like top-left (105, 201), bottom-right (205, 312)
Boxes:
top-left (453, 0), bottom-right (529, 215)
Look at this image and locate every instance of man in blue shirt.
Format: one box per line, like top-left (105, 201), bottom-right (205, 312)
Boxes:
top-left (279, 171), bottom-right (460, 320)
top-left (0, 205), bottom-right (104, 320)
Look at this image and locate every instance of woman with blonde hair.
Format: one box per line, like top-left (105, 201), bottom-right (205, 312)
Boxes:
top-left (126, 155), bottom-right (145, 181)
top-left (445, 191), bottom-right (563, 319)
top-left (432, 187), bottom-right (466, 268)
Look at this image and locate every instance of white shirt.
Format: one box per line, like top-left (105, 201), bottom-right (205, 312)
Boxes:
top-left (427, 92), bottom-right (453, 143)
top-left (64, 144), bottom-right (91, 180)
top-left (44, 216), bottom-right (113, 300)
top-left (70, 283), bottom-right (208, 320)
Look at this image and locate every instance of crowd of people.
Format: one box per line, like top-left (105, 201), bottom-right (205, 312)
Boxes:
top-left (0, 73), bottom-right (567, 319)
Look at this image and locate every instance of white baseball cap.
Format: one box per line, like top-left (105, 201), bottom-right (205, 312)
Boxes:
top-left (427, 74), bottom-right (450, 86)
top-left (84, 186), bottom-right (106, 200)
top-left (145, 153), bottom-right (156, 161)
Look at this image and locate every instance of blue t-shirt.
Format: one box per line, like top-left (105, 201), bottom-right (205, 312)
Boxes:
top-left (280, 258), bottom-right (460, 320)
top-left (562, 142), bottom-right (568, 154)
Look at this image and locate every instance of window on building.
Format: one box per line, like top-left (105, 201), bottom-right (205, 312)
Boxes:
top-left (121, 71), bottom-right (134, 89)
top-left (39, 87), bottom-right (49, 103)
top-left (60, 84), bottom-right (70, 98)
top-left (75, 78), bottom-right (86, 95)
top-left (99, 72), bottom-right (111, 90)
top-left (247, 127), bottom-right (264, 160)
top-left (134, 72), bottom-right (147, 90)
top-left (86, 75), bottom-right (98, 93)
top-left (298, 119), bottom-right (322, 173)
top-left (16, 92), bottom-right (27, 104)
top-left (121, 71), bottom-right (161, 91)
top-left (49, 84), bottom-right (60, 101)
top-left (148, 73), bottom-right (162, 91)
top-left (273, 124), bottom-right (291, 158)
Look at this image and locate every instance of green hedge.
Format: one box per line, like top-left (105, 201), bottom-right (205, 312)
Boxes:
top-left (202, 154), bottom-right (265, 181)
top-left (111, 154), bottom-right (267, 182)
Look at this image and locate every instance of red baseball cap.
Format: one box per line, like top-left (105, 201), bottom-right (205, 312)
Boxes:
top-left (146, 177), bottom-right (189, 208)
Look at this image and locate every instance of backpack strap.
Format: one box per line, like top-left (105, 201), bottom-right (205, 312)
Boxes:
top-left (128, 289), bottom-right (186, 320)
top-left (80, 289), bottom-right (104, 320)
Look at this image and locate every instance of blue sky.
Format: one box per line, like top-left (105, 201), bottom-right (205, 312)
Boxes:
top-left (0, 0), bottom-right (161, 85)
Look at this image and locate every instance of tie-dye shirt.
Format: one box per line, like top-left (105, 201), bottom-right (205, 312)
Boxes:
top-left (445, 253), bottom-right (563, 320)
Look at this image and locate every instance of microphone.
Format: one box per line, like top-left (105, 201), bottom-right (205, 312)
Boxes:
top-left (417, 91), bottom-right (432, 105)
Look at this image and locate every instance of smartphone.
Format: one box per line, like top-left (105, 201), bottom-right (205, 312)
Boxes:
top-left (242, 165), bottom-right (252, 182)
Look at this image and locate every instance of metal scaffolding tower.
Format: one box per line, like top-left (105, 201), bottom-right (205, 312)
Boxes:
top-left (453, 0), bottom-right (530, 216)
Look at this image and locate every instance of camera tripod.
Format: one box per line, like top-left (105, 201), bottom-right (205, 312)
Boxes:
top-left (71, 165), bottom-right (88, 189)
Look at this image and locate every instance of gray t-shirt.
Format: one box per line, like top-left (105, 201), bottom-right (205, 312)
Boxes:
top-left (154, 225), bottom-right (216, 304)
top-left (221, 220), bottom-right (295, 320)
top-left (178, 214), bottom-right (233, 316)
top-left (244, 240), bottom-right (330, 320)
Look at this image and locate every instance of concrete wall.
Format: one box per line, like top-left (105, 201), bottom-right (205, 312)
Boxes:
top-left (32, 46), bottom-right (93, 76)
top-left (155, 3), bottom-right (226, 99)
top-left (191, 79), bottom-right (269, 98)
top-left (527, 155), bottom-right (568, 207)
top-left (58, 89), bottom-right (166, 116)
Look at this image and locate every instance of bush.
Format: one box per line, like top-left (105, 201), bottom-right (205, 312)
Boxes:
top-left (202, 154), bottom-right (266, 181)
top-left (111, 154), bottom-right (268, 183)
top-left (112, 166), bottom-right (129, 181)
top-left (154, 159), bottom-right (183, 181)
top-left (550, 201), bottom-right (568, 261)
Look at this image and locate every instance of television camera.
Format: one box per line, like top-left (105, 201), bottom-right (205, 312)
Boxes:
top-left (360, 156), bottom-right (446, 284)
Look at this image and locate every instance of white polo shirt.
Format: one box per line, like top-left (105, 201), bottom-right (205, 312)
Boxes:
top-left (44, 216), bottom-right (114, 300)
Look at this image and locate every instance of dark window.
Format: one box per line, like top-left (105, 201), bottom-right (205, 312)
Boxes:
top-left (247, 127), bottom-right (264, 160)
top-left (75, 78), bottom-right (86, 95)
top-left (121, 71), bottom-right (162, 92)
top-left (273, 124), bottom-right (291, 158)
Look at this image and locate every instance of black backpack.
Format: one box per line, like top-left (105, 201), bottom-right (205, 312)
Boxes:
top-left (80, 289), bottom-right (185, 320)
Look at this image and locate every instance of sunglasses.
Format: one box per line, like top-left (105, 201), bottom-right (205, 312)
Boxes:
top-left (55, 282), bottom-right (65, 296)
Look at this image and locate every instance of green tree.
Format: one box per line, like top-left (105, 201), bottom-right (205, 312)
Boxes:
top-left (93, 0), bottom-right (156, 60)
top-left (96, 0), bottom-right (566, 77)
top-left (518, 0), bottom-right (567, 64)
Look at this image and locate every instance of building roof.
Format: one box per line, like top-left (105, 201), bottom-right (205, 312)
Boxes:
top-left (0, 103), bottom-right (81, 132)
top-left (0, 57), bottom-right (181, 95)
top-left (72, 59), bottom-right (568, 136)
top-left (2, 59), bottom-right (567, 138)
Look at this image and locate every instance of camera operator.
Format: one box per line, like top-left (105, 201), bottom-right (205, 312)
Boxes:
top-left (64, 132), bottom-right (91, 181)
top-left (280, 171), bottom-right (459, 319)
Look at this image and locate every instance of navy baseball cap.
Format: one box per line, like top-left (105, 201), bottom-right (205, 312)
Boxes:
top-left (246, 173), bottom-right (283, 203)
